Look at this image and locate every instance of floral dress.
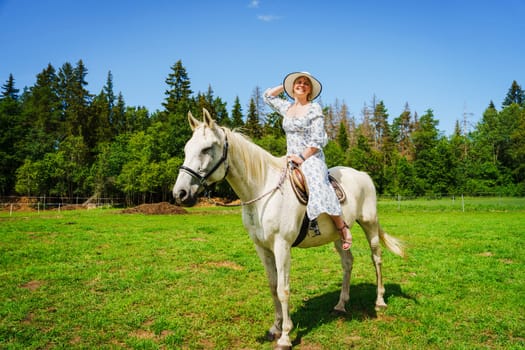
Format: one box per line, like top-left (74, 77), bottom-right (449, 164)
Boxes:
top-left (264, 91), bottom-right (342, 220)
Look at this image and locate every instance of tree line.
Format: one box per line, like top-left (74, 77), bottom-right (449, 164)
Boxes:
top-left (1, 59), bottom-right (524, 205)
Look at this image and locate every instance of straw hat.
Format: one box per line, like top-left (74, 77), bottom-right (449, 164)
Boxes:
top-left (283, 71), bottom-right (322, 101)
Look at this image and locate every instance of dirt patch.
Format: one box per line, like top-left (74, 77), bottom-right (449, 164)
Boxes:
top-left (129, 319), bottom-right (174, 341)
top-left (207, 261), bottom-right (244, 271)
top-left (479, 251), bottom-right (494, 257)
top-left (2, 196), bottom-right (37, 212)
top-left (20, 280), bottom-right (44, 291)
top-left (195, 197), bottom-right (241, 207)
top-left (121, 202), bottom-right (188, 215)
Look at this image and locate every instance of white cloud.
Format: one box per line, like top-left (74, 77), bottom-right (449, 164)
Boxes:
top-left (257, 14), bottom-right (280, 22)
top-left (249, 0), bottom-right (259, 8)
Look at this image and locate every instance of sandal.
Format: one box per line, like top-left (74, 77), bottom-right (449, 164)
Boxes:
top-left (337, 222), bottom-right (352, 251)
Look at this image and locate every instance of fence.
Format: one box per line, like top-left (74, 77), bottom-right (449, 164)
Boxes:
top-left (0, 196), bottom-right (125, 214)
top-left (1, 193), bottom-right (523, 216)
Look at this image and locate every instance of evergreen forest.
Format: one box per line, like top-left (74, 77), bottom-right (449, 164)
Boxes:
top-left (1, 59), bottom-right (524, 205)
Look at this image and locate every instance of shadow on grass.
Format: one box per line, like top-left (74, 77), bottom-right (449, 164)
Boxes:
top-left (292, 283), bottom-right (415, 346)
top-left (257, 283), bottom-right (415, 346)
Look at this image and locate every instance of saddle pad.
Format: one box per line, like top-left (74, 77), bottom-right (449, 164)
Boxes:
top-left (290, 165), bottom-right (346, 205)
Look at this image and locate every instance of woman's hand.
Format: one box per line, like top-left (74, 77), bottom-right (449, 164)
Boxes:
top-left (288, 154), bottom-right (305, 165)
top-left (267, 85), bottom-right (284, 97)
top-left (288, 147), bottom-right (318, 165)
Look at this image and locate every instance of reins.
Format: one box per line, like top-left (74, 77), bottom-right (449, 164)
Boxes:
top-left (180, 126), bottom-right (289, 207)
top-left (211, 165), bottom-right (288, 207)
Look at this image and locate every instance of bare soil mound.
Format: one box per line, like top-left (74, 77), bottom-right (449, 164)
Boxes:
top-left (2, 196), bottom-right (37, 212)
top-left (121, 202), bottom-right (187, 215)
top-left (195, 197), bottom-right (241, 207)
top-left (55, 204), bottom-right (88, 211)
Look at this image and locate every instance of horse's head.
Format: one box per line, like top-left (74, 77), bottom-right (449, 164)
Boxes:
top-left (173, 108), bottom-right (229, 206)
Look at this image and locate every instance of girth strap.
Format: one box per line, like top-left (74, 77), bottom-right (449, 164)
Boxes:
top-left (292, 215), bottom-right (310, 247)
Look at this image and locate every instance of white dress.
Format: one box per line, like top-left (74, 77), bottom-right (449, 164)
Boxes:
top-left (264, 91), bottom-right (342, 220)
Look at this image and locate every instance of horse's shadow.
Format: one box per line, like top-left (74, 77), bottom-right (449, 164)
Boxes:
top-left (259, 283), bottom-right (415, 346)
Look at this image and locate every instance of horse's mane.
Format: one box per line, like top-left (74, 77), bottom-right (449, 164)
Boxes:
top-left (222, 127), bottom-right (284, 181)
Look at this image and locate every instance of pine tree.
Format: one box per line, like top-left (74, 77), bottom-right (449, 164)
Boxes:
top-left (475, 102), bottom-right (500, 164)
top-left (88, 71), bottom-right (118, 147)
top-left (21, 64), bottom-right (61, 160)
top-left (509, 106), bottom-right (525, 185)
top-left (162, 60), bottom-right (193, 115)
top-left (112, 92), bottom-right (127, 134)
top-left (104, 71), bottom-right (116, 111)
top-left (325, 99), bottom-right (346, 140)
top-left (337, 120), bottom-right (350, 151)
top-left (263, 110), bottom-right (283, 138)
top-left (90, 90), bottom-right (112, 145)
top-left (196, 86), bottom-right (214, 118)
top-left (28, 64), bottom-right (60, 135)
top-left (1, 74), bottom-right (19, 100)
top-left (391, 103), bottom-right (415, 160)
top-left (0, 74), bottom-right (23, 194)
top-left (195, 85), bottom-right (229, 125)
top-left (324, 105), bottom-right (337, 140)
top-left (411, 109), bottom-right (441, 193)
top-left (103, 71), bottom-right (117, 134)
top-left (371, 100), bottom-right (390, 151)
top-left (213, 97), bottom-right (229, 126)
top-left (330, 99), bottom-right (355, 146)
top-left (230, 96), bottom-right (244, 129)
top-left (74, 60), bottom-right (92, 146)
top-left (245, 98), bottom-right (262, 138)
top-left (159, 60), bottom-right (195, 158)
top-left (359, 103), bottom-right (374, 148)
top-left (339, 102), bottom-right (350, 122)
top-left (57, 61), bottom-right (91, 138)
top-left (502, 80), bottom-right (525, 107)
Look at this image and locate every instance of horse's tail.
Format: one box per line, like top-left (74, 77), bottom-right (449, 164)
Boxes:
top-left (379, 226), bottom-right (406, 258)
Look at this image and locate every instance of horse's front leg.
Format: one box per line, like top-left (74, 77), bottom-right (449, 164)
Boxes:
top-left (254, 245), bottom-right (283, 340)
top-left (273, 238), bottom-right (293, 349)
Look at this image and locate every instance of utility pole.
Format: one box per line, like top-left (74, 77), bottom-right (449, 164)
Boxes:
top-left (462, 103), bottom-right (474, 158)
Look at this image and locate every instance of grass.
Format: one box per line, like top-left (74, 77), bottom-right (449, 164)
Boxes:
top-left (0, 198), bottom-right (524, 349)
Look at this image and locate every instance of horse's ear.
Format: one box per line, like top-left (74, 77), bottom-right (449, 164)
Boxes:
top-left (202, 108), bottom-right (215, 129)
top-left (188, 111), bottom-right (201, 130)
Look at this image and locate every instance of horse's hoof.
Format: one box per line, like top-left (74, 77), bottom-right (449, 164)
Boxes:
top-left (375, 302), bottom-right (388, 312)
top-left (333, 305), bottom-right (347, 314)
top-left (266, 331), bottom-right (280, 341)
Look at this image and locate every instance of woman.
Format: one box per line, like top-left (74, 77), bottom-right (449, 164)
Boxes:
top-left (263, 71), bottom-right (352, 250)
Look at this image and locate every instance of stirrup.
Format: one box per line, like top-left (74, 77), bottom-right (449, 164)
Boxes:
top-left (337, 222), bottom-right (352, 251)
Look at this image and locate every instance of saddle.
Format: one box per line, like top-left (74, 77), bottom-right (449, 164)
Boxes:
top-left (289, 163), bottom-right (346, 205)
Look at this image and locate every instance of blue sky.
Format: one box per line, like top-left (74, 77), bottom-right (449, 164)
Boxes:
top-left (1, 0), bottom-right (524, 135)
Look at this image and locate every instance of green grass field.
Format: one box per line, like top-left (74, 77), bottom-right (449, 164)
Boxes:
top-left (1, 198), bottom-right (524, 349)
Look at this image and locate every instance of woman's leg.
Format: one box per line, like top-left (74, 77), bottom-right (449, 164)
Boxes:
top-left (331, 215), bottom-right (352, 250)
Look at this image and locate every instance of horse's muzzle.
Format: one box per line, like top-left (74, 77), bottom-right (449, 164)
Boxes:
top-left (173, 187), bottom-right (198, 207)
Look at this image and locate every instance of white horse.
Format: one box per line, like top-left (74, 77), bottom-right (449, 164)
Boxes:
top-left (173, 109), bottom-right (405, 349)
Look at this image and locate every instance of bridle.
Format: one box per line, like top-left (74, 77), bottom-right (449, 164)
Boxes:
top-left (178, 130), bottom-right (229, 188)
top-left (177, 126), bottom-right (287, 207)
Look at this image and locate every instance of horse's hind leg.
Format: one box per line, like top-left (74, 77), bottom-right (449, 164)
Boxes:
top-left (359, 219), bottom-right (387, 310)
top-left (333, 240), bottom-right (354, 313)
